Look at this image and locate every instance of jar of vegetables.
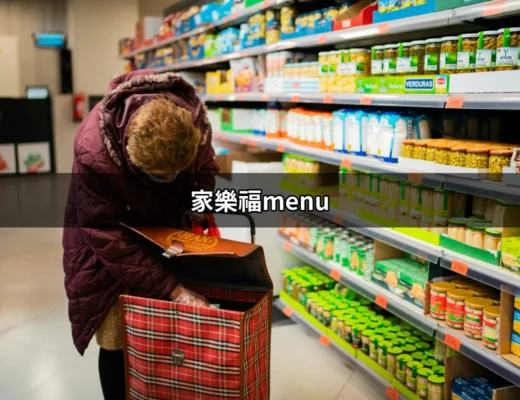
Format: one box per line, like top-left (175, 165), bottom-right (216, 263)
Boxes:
top-left (485, 228), bottom-right (502, 251)
top-left (497, 28), bottom-right (520, 71)
top-left (447, 289), bottom-right (473, 330)
top-left (466, 147), bottom-right (489, 169)
top-left (440, 36), bottom-right (458, 74)
top-left (449, 145), bottom-right (467, 167)
top-left (425, 38), bottom-right (442, 73)
top-left (406, 361), bottom-right (423, 392)
top-left (465, 222), bottom-right (491, 249)
top-left (396, 42), bottom-right (411, 75)
top-left (476, 30), bottom-right (498, 72)
top-left (489, 148), bottom-right (513, 181)
top-left (410, 40), bottom-right (426, 75)
top-left (427, 375), bottom-right (445, 400)
top-left (413, 141), bottom-right (428, 160)
top-left (371, 45), bottom-right (384, 76)
top-left (433, 188), bottom-right (452, 225)
top-left (457, 33), bottom-right (478, 73)
top-left (417, 368), bottom-right (434, 399)
top-left (383, 44), bottom-right (398, 76)
top-left (402, 139), bottom-right (416, 158)
top-left (434, 143), bottom-right (450, 165)
top-left (448, 217), bottom-right (468, 242)
top-left (410, 184), bottom-right (422, 220)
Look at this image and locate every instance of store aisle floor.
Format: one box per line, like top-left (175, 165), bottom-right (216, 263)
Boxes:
top-left (0, 228), bottom-right (386, 400)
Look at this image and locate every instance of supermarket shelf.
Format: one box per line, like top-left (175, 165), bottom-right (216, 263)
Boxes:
top-left (444, 175), bottom-right (520, 205)
top-left (440, 250), bottom-right (520, 294)
top-left (148, 0), bottom-right (520, 71)
top-left (435, 326), bottom-right (520, 387)
top-left (121, 0), bottom-right (289, 59)
top-left (274, 297), bottom-right (408, 400)
top-left (279, 235), bottom-right (438, 336)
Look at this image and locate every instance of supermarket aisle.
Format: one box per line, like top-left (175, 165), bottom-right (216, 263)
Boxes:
top-left (0, 228), bottom-right (386, 400)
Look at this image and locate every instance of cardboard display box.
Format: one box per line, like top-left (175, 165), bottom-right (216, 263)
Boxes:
top-left (333, 0), bottom-right (376, 31)
top-left (499, 291), bottom-right (520, 369)
top-left (215, 150), bottom-right (282, 175)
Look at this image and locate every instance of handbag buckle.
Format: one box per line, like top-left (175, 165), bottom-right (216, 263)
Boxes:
top-left (172, 349), bottom-right (185, 366)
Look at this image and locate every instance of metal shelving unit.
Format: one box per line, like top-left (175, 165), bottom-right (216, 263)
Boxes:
top-left (280, 237), bottom-right (520, 386)
top-left (274, 297), bottom-right (408, 400)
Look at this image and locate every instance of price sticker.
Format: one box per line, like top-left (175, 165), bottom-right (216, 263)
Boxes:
top-left (451, 260), bottom-right (469, 276)
top-left (375, 294), bottom-right (389, 309)
top-left (283, 241), bottom-right (292, 252)
top-left (239, 93), bottom-right (245, 101)
top-left (341, 158), bottom-right (353, 168)
top-left (249, 138), bottom-right (258, 147)
top-left (483, 0), bottom-right (506, 17)
top-left (243, 50), bottom-right (250, 57)
top-left (260, 94), bottom-right (269, 101)
top-left (221, 134), bottom-right (228, 140)
top-left (232, 13), bottom-right (238, 20)
top-left (446, 96), bottom-right (465, 109)
top-left (444, 333), bottom-right (461, 351)
top-left (276, 143), bottom-right (285, 153)
top-left (291, 94), bottom-right (300, 103)
top-left (386, 386), bottom-right (399, 400)
top-left (332, 214), bottom-right (344, 225)
top-left (377, 23), bottom-right (390, 34)
top-left (330, 269), bottom-right (341, 281)
top-left (263, 0), bottom-right (270, 9)
top-left (319, 335), bottom-right (331, 347)
top-left (216, 95), bottom-right (223, 101)
top-left (408, 172), bottom-right (423, 185)
top-left (214, 133), bottom-right (220, 139)
top-left (360, 96), bottom-right (372, 105)
top-left (317, 34), bottom-right (328, 44)
top-left (240, 137), bottom-right (248, 145)
top-left (323, 94), bottom-right (334, 104)
top-left (282, 306), bottom-right (294, 317)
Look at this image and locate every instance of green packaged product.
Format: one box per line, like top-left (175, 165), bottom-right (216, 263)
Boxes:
top-left (406, 361), bottom-right (424, 392)
top-left (422, 358), bottom-right (439, 368)
top-left (403, 344), bottom-right (417, 353)
top-left (378, 341), bottom-right (392, 369)
top-left (412, 351), bottom-right (427, 362)
top-left (361, 329), bottom-right (375, 355)
top-left (417, 368), bottom-right (434, 399)
top-left (369, 334), bottom-right (385, 361)
top-left (352, 324), bottom-right (367, 349)
top-left (396, 354), bottom-right (413, 383)
top-left (387, 347), bottom-right (403, 375)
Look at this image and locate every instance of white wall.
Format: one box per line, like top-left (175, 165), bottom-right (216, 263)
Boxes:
top-left (67, 0), bottom-right (139, 95)
top-left (139, 0), bottom-right (173, 18)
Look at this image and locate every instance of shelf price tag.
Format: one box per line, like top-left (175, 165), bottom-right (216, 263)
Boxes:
top-left (221, 134), bottom-right (228, 140)
top-left (332, 214), bottom-right (344, 225)
top-left (386, 386), bottom-right (399, 400)
top-left (238, 93), bottom-right (245, 101)
top-left (375, 294), bottom-right (389, 309)
top-left (360, 96), bottom-right (372, 105)
top-left (291, 94), bottom-right (300, 102)
top-left (232, 12), bottom-right (238, 20)
top-left (276, 143), bottom-right (285, 153)
top-left (283, 241), bottom-right (292, 252)
top-left (243, 50), bottom-right (250, 57)
top-left (323, 94), bottom-right (334, 104)
top-left (216, 94), bottom-right (223, 101)
top-left (377, 23), bottom-right (390, 34)
top-left (240, 137), bottom-right (248, 145)
top-left (263, 0), bottom-right (270, 9)
top-left (260, 94), bottom-right (269, 101)
top-left (319, 335), bottom-right (331, 347)
top-left (282, 306), bottom-right (294, 317)
top-left (483, 0), bottom-right (506, 17)
top-left (446, 96), bottom-right (465, 109)
top-left (341, 158), bottom-right (353, 168)
top-left (330, 269), bottom-right (341, 281)
top-left (317, 34), bottom-right (327, 44)
top-left (249, 138), bottom-right (258, 147)
top-left (451, 260), bottom-right (469, 276)
top-left (444, 333), bottom-right (461, 351)
top-left (408, 172), bottom-right (423, 185)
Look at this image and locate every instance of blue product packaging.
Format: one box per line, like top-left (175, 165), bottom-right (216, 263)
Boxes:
top-left (345, 110), bottom-right (367, 156)
top-left (452, 378), bottom-right (469, 400)
top-left (366, 113), bottom-right (381, 159)
top-left (411, 114), bottom-right (431, 140)
top-left (332, 110), bottom-right (347, 153)
top-left (378, 113), bottom-right (412, 163)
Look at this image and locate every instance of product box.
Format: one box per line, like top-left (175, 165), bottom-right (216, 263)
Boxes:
top-left (356, 75), bottom-right (449, 94)
top-left (449, 70), bottom-right (520, 94)
top-left (374, 1), bottom-right (437, 23)
top-left (206, 70), bottom-right (234, 94)
top-left (230, 58), bottom-right (261, 92)
top-left (445, 354), bottom-right (520, 400)
top-left (221, 108), bottom-right (256, 133)
top-left (333, 0), bottom-right (376, 31)
top-left (435, 0), bottom-right (492, 11)
top-left (501, 237), bottom-right (520, 272)
top-left (440, 234), bottom-right (501, 266)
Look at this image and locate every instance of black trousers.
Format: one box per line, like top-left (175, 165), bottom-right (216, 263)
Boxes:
top-left (99, 348), bottom-right (126, 400)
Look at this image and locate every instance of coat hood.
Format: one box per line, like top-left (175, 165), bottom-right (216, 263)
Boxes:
top-left (98, 70), bottom-right (211, 170)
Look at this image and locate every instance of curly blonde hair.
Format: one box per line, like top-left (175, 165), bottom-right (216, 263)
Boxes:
top-left (126, 97), bottom-right (201, 172)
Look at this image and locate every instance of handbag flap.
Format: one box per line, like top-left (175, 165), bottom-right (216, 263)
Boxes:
top-left (122, 223), bottom-right (273, 291)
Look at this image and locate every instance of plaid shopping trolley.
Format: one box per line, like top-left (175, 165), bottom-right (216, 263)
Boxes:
top-left (119, 223), bottom-right (273, 400)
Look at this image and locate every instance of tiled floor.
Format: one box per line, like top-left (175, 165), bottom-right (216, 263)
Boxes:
top-left (0, 228), bottom-right (387, 400)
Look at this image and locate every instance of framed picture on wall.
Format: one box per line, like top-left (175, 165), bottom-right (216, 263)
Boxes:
top-left (17, 142), bottom-right (51, 174)
top-left (0, 144), bottom-right (16, 174)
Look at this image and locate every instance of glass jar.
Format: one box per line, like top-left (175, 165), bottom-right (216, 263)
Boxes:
top-left (457, 33), bottom-right (478, 73)
top-left (422, 187), bottom-right (434, 224)
top-left (466, 147), bottom-right (489, 169)
top-left (396, 354), bottom-right (413, 383)
top-left (430, 281), bottom-right (457, 321)
top-left (452, 192), bottom-right (467, 217)
top-left (434, 144), bottom-right (450, 165)
top-left (427, 375), bottom-right (445, 400)
top-left (464, 297), bottom-right (494, 340)
top-left (406, 361), bottom-right (423, 392)
top-left (402, 139), bottom-right (415, 158)
top-left (413, 141), bottom-right (428, 160)
top-left (449, 145), bottom-right (467, 167)
top-left (447, 214), bottom-right (467, 240)
top-left (417, 368), bottom-right (434, 399)
top-left (489, 149), bottom-right (513, 181)
top-left (482, 305), bottom-right (500, 351)
top-left (396, 42), bottom-right (411, 75)
top-left (387, 347), bottom-right (403, 375)
top-left (484, 228), bottom-right (501, 251)
top-left (410, 184), bottom-right (422, 220)
top-left (378, 340), bottom-right (392, 368)
top-left (497, 28), bottom-right (520, 71)
top-left (426, 141), bottom-right (437, 162)
top-left (425, 38), bottom-right (442, 74)
top-left (328, 50), bottom-right (340, 90)
top-left (476, 30), bottom-right (498, 72)
top-left (493, 201), bottom-right (519, 233)
top-left (369, 334), bottom-right (385, 361)
top-left (484, 197), bottom-right (496, 221)
top-left (433, 188), bottom-right (452, 225)
top-left (440, 36), bottom-right (458, 74)
top-left (383, 44), bottom-right (398, 76)
top-left (371, 45), bottom-right (384, 76)
top-left (446, 289), bottom-right (473, 330)
top-left (410, 40), bottom-right (426, 75)
top-left (465, 222), bottom-right (491, 249)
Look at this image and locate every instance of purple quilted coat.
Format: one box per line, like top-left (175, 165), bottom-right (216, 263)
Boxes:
top-left (62, 70), bottom-right (218, 355)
